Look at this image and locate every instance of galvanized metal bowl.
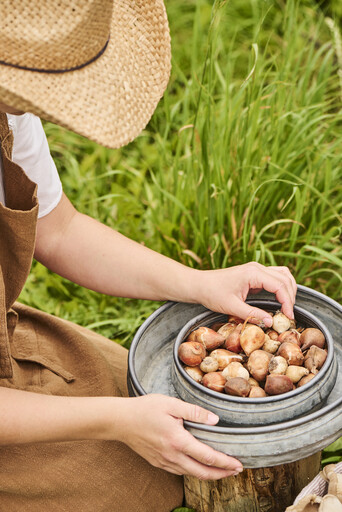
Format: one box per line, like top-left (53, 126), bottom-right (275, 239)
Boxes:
top-left (128, 286), bottom-right (342, 467)
top-left (172, 300), bottom-right (337, 426)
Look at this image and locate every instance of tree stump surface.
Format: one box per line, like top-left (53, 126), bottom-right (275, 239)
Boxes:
top-left (184, 452), bottom-right (321, 512)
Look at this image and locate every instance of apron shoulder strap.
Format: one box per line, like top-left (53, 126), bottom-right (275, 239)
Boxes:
top-left (0, 113), bottom-right (14, 160)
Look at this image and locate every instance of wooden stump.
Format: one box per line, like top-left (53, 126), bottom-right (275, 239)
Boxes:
top-left (184, 452), bottom-right (321, 512)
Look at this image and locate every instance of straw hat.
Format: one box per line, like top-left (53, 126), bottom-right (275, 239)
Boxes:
top-left (0, 0), bottom-right (171, 148)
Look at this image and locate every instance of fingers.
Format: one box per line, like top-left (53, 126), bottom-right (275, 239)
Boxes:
top-left (170, 398), bottom-right (220, 426)
top-left (162, 450), bottom-right (242, 480)
top-left (174, 452), bottom-right (242, 480)
top-left (166, 400), bottom-right (243, 478)
top-left (160, 426), bottom-right (243, 480)
top-left (181, 433), bottom-right (243, 477)
top-left (224, 263), bottom-right (296, 326)
top-left (228, 299), bottom-right (274, 327)
top-left (271, 266), bottom-right (297, 303)
top-left (129, 395), bottom-right (244, 481)
top-left (246, 263), bottom-right (296, 319)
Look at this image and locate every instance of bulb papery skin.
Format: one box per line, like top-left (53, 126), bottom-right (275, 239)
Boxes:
top-left (222, 361), bottom-right (249, 381)
top-left (300, 328), bottom-right (326, 351)
top-left (240, 324), bottom-right (265, 356)
top-left (278, 329), bottom-right (301, 346)
top-left (249, 386), bottom-right (267, 398)
top-left (184, 366), bottom-right (204, 383)
top-left (224, 323), bottom-right (243, 353)
top-left (304, 346), bottom-right (327, 374)
top-left (202, 372), bottom-right (225, 392)
top-left (268, 355), bottom-right (288, 375)
top-left (210, 349), bottom-right (245, 370)
top-left (286, 365), bottom-right (309, 383)
top-left (187, 326), bottom-right (225, 351)
top-left (225, 377), bottom-right (251, 397)
top-left (297, 373), bottom-right (316, 387)
top-left (262, 335), bottom-right (281, 354)
top-left (247, 350), bottom-right (272, 382)
top-left (178, 341), bottom-right (206, 366)
top-left (265, 374), bottom-right (293, 395)
top-left (272, 313), bottom-right (292, 334)
top-left (217, 323), bottom-right (236, 339)
top-left (277, 342), bottom-right (304, 366)
top-left (200, 356), bottom-right (219, 373)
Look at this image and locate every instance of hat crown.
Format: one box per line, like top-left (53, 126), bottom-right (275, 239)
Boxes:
top-left (0, 0), bottom-right (112, 71)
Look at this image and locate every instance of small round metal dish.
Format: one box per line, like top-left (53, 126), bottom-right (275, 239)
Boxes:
top-left (172, 300), bottom-right (337, 426)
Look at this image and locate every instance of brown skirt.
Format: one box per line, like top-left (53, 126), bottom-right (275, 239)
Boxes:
top-left (0, 303), bottom-right (183, 512)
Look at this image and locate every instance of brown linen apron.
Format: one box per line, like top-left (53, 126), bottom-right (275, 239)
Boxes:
top-left (0, 113), bottom-right (183, 511)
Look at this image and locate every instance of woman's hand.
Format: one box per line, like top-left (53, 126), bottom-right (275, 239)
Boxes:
top-left (194, 262), bottom-right (297, 327)
top-left (115, 394), bottom-right (243, 480)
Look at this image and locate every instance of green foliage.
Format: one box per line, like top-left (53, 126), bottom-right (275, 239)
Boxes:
top-left (322, 437), bottom-right (342, 465)
top-left (172, 508), bottom-right (196, 512)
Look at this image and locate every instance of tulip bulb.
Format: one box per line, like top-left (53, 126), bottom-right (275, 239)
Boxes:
top-left (224, 323), bottom-right (243, 353)
top-left (187, 326), bottom-right (225, 351)
top-left (210, 349), bottom-right (245, 370)
top-left (240, 324), bottom-right (265, 356)
top-left (247, 350), bottom-right (272, 382)
top-left (277, 342), bottom-right (304, 366)
top-left (200, 356), bottom-right (219, 373)
top-left (184, 366), bottom-right (204, 383)
top-left (222, 362), bottom-right (249, 380)
top-left (224, 377), bottom-right (251, 397)
top-left (265, 374), bottom-right (293, 395)
top-left (249, 386), bottom-right (267, 398)
top-left (300, 328), bottom-right (326, 351)
top-left (272, 312), bottom-right (291, 334)
top-left (268, 356), bottom-right (288, 375)
top-left (286, 365), bottom-right (309, 383)
top-left (304, 346), bottom-right (327, 374)
top-left (297, 373), bottom-right (316, 387)
top-left (262, 335), bottom-right (281, 354)
top-left (202, 372), bottom-right (226, 393)
top-left (178, 341), bottom-right (206, 366)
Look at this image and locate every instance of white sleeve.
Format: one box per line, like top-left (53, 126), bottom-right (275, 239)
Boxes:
top-left (8, 113), bottom-right (63, 218)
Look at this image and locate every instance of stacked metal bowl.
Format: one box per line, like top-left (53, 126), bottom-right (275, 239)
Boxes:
top-left (128, 286), bottom-right (342, 467)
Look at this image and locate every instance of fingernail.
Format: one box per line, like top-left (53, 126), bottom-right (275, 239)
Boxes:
top-left (208, 412), bottom-right (219, 423)
top-left (263, 317), bottom-right (272, 328)
top-left (233, 467), bottom-right (243, 474)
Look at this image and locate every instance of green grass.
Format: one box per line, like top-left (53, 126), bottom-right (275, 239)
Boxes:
top-left (19, 0), bottom-right (342, 469)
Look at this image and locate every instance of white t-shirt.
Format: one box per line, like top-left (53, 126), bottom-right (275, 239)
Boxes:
top-left (0, 113), bottom-right (63, 218)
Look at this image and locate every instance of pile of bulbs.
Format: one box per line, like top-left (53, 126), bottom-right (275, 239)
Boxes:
top-left (178, 312), bottom-right (327, 398)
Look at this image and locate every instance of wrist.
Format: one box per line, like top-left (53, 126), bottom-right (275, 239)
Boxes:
top-left (166, 266), bottom-right (203, 304)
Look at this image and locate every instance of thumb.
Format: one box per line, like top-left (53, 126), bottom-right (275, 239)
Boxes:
top-left (173, 399), bottom-right (219, 426)
top-left (229, 298), bottom-right (273, 328)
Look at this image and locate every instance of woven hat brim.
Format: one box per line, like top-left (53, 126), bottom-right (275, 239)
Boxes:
top-left (0, 0), bottom-right (171, 149)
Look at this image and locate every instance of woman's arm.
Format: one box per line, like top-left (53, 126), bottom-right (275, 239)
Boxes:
top-left (30, 192), bottom-right (298, 478)
top-left (0, 387), bottom-right (243, 479)
top-left (34, 193), bottom-right (296, 325)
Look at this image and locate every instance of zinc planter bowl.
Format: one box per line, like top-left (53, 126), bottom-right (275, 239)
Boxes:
top-left (172, 300), bottom-right (337, 427)
top-left (127, 286), bottom-right (342, 467)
